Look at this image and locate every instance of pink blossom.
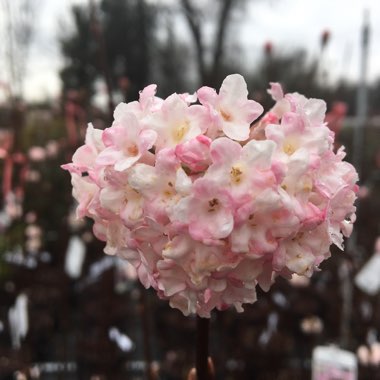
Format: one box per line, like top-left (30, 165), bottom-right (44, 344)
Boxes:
top-left (28, 146), bottom-right (46, 161)
top-left (147, 93), bottom-right (209, 150)
top-left (128, 151), bottom-right (192, 224)
top-left (205, 137), bottom-right (276, 207)
top-left (113, 84), bottom-right (163, 121)
top-left (46, 140), bottom-right (59, 157)
top-left (175, 135), bottom-right (212, 172)
top-left (61, 123), bottom-right (104, 177)
top-left (267, 82), bottom-right (284, 101)
top-left (183, 177), bottom-right (235, 242)
top-left (198, 74), bottom-right (263, 141)
top-left (97, 113), bottom-right (157, 171)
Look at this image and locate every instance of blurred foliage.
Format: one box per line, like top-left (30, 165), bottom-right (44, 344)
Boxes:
top-left (60, 0), bottom-right (185, 104)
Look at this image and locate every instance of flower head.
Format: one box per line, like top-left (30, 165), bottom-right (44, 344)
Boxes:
top-left (63, 77), bottom-right (358, 317)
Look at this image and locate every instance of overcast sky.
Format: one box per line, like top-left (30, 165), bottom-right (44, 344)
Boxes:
top-left (242, 0), bottom-right (380, 84)
top-left (3, 0), bottom-right (380, 102)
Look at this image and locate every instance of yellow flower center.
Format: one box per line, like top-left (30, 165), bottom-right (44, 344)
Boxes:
top-left (230, 166), bottom-right (243, 184)
top-left (303, 179), bottom-right (313, 192)
top-left (283, 142), bottom-right (296, 155)
top-left (172, 121), bottom-right (190, 143)
top-left (127, 144), bottom-right (139, 156)
top-left (163, 189), bottom-right (175, 198)
top-left (220, 109), bottom-right (232, 122)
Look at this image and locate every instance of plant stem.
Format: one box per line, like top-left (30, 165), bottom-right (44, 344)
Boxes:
top-left (196, 316), bottom-right (210, 380)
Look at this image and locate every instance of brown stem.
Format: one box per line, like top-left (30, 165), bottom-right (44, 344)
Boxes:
top-left (196, 316), bottom-right (210, 380)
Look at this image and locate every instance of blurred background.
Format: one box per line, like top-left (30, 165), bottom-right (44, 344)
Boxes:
top-left (0, 0), bottom-right (380, 379)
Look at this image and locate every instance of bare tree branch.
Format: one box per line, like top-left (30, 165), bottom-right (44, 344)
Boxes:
top-left (211, 0), bottom-right (235, 86)
top-left (180, 0), bottom-right (242, 87)
top-left (180, 0), bottom-right (206, 84)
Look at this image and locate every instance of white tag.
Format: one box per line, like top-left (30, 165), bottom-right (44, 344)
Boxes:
top-left (355, 252), bottom-right (380, 295)
top-left (8, 293), bottom-right (28, 349)
top-left (312, 345), bottom-right (357, 380)
top-left (64, 236), bottom-right (86, 279)
top-left (109, 327), bottom-right (134, 352)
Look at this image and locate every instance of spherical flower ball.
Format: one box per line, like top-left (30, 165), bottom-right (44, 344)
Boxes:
top-left (62, 74), bottom-right (358, 318)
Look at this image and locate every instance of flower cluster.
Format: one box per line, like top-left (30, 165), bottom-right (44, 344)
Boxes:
top-left (63, 74), bottom-right (358, 317)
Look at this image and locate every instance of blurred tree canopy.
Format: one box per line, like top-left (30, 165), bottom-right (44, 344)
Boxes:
top-left (60, 0), bottom-right (158, 107)
top-left (59, 0), bottom-right (248, 108)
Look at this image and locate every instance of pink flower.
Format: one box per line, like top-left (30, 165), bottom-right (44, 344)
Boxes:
top-left (99, 182), bottom-right (144, 228)
top-left (198, 74), bottom-right (263, 141)
top-left (175, 135), bottom-right (212, 172)
top-left (28, 146), bottom-right (46, 161)
top-left (97, 113), bottom-right (157, 171)
top-left (128, 148), bottom-right (192, 224)
top-left (205, 137), bottom-right (276, 206)
top-left (113, 84), bottom-right (163, 121)
top-left (61, 123), bottom-right (104, 177)
top-left (147, 93), bottom-right (209, 150)
top-left (267, 82), bottom-right (284, 101)
top-left (184, 177), bottom-right (235, 242)
top-left (70, 173), bottom-right (99, 219)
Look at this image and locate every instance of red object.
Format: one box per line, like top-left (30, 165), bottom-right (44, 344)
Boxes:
top-left (118, 76), bottom-right (130, 92)
top-left (264, 41), bottom-right (273, 56)
top-left (321, 30), bottom-right (331, 49)
top-left (2, 156), bottom-right (13, 198)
